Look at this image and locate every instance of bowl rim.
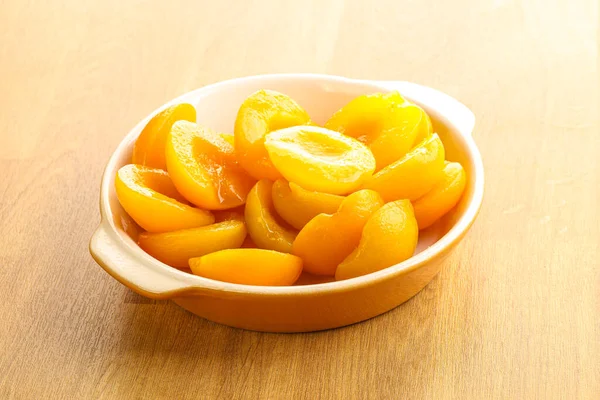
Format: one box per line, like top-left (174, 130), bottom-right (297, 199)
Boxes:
top-left (93, 73), bottom-right (485, 297)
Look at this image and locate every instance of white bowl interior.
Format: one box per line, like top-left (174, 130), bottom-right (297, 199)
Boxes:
top-left (105, 75), bottom-right (478, 282)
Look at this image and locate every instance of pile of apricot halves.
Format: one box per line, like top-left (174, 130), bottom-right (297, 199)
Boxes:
top-left (115, 90), bottom-right (466, 286)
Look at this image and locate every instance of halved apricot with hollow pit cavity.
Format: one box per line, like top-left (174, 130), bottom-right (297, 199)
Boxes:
top-left (413, 161), bottom-right (467, 229)
top-left (245, 179), bottom-right (297, 253)
top-left (138, 220), bottom-right (247, 268)
top-left (336, 200), bottom-right (419, 281)
top-left (325, 92), bottom-right (432, 170)
top-left (234, 90), bottom-right (311, 180)
top-left (271, 179), bottom-right (344, 230)
top-left (189, 249), bottom-right (303, 286)
top-left (166, 121), bottom-right (256, 210)
top-left (362, 133), bottom-right (445, 202)
top-left (292, 189), bottom-right (383, 276)
top-left (265, 125), bottom-right (376, 195)
top-left (132, 103), bottom-right (196, 170)
top-left (115, 164), bottom-right (214, 232)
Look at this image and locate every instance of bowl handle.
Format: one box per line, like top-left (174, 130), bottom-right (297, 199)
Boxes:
top-left (89, 223), bottom-right (197, 299)
top-left (377, 81), bottom-right (475, 136)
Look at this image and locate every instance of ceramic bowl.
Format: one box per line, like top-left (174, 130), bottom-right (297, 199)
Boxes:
top-left (89, 74), bottom-right (484, 332)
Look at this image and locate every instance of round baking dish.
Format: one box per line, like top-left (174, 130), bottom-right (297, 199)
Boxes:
top-left (90, 74), bottom-right (484, 332)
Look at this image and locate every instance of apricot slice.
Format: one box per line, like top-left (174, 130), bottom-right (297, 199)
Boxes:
top-left (413, 108), bottom-right (433, 145)
top-left (336, 200), bottom-right (418, 280)
top-left (362, 134), bottom-right (445, 202)
top-left (219, 132), bottom-right (235, 146)
top-left (214, 206), bottom-right (245, 222)
top-left (271, 179), bottom-right (344, 230)
top-left (189, 249), bottom-right (303, 286)
top-left (325, 92), bottom-right (432, 170)
top-left (138, 220), bottom-right (247, 268)
top-left (265, 125), bottom-right (376, 195)
top-left (245, 179), bottom-right (297, 253)
top-left (234, 90), bottom-right (311, 181)
top-left (166, 121), bottom-right (256, 210)
top-left (292, 189), bottom-right (383, 276)
top-left (132, 103), bottom-right (196, 170)
top-left (115, 164), bottom-right (214, 232)
top-left (413, 161), bottom-right (467, 229)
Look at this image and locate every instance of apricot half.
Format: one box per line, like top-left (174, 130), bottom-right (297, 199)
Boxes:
top-left (265, 125), bottom-right (376, 195)
top-left (245, 179), bottom-right (297, 253)
top-left (325, 92), bottom-right (432, 170)
top-left (413, 161), bottom-right (467, 229)
top-left (138, 220), bottom-right (247, 268)
top-left (132, 103), bottom-right (196, 170)
top-left (234, 90), bottom-right (311, 181)
top-left (166, 121), bottom-right (255, 210)
top-left (336, 200), bottom-right (419, 280)
top-left (189, 249), bottom-right (303, 286)
top-left (115, 164), bottom-right (214, 232)
top-left (362, 133), bottom-right (445, 202)
top-left (292, 189), bottom-right (384, 276)
top-left (271, 179), bottom-right (344, 230)
top-left (413, 107), bottom-right (433, 146)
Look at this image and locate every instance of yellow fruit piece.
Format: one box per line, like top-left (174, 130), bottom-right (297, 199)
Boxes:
top-left (220, 132), bottom-right (235, 146)
top-left (115, 164), bottom-right (214, 233)
top-left (292, 190), bottom-right (383, 276)
top-left (245, 179), bottom-right (297, 253)
top-left (234, 90), bottom-right (311, 180)
top-left (138, 220), bottom-right (247, 268)
top-left (214, 206), bottom-right (245, 222)
top-left (189, 249), bottom-right (303, 286)
top-left (325, 92), bottom-right (432, 170)
top-left (265, 125), bottom-right (376, 195)
top-left (413, 161), bottom-right (467, 229)
top-left (271, 179), bottom-right (344, 230)
top-left (166, 121), bottom-right (256, 210)
top-left (336, 200), bottom-right (418, 280)
top-left (413, 108), bottom-right (433, 145)
top-left (132, 103), bottom-right (196, 170)
top-left (362, 133), bottom-right (445, 202)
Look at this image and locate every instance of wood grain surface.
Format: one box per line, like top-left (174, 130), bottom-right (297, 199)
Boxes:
top-left (0, 0), bottom-right (598, 398)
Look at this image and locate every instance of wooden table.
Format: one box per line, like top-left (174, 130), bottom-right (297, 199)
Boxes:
top-left (1, 1), bottom-right (598, 398)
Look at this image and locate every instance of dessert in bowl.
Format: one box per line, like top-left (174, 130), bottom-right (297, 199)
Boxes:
top-left (89, 74), bottom-right (484, 332)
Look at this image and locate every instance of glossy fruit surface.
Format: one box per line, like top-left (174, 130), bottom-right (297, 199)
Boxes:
top-left (413, 161), bottom-right (467, 229)
top-left (271, 179), bottom-right (344, 230)
top-left (325, 92), bottom-right (432, 170)
top-left (189, 249), bottom-right (303, 286)
top-left (115, 164), bottom-right (214, 233)
top-left (138, 220), bottom-right (246, 268)
top-left (336, 200), bottom-right (418, 280)
top-left (362, 133), bottom-right (445, 202)
top-left (132, 103), bottom-right (196, 170)
top-left (265, 125), bottom-right (376, 195)
top-left (166, 121), bottom-right (255, 210)
top-left (245, 179), bottom-right (297, 253)
top-left (292, 190), bottom-right (383, 276)
top-left (234, 90), bottom-right (311, 180)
